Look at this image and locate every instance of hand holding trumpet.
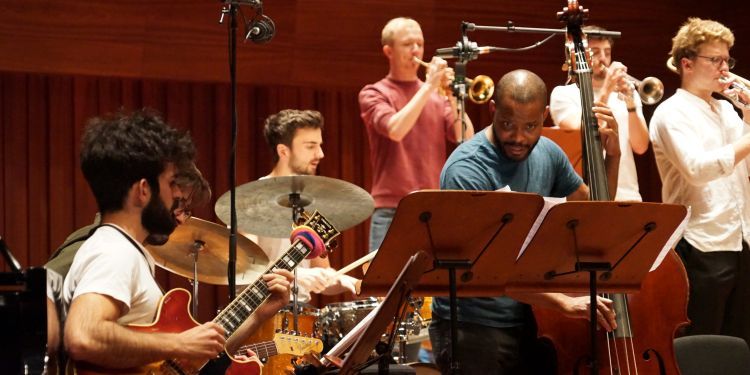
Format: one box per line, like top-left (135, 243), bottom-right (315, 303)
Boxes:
top-left (601, 61), bottom-right (634, 99)
top-left (414, 56), bottom-right (454, 97)
top-left (719, 74), bottom-right (750, 111)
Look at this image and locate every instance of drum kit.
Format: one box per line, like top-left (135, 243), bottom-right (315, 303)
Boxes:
top-left (145, 175), bottom-right (437, 373)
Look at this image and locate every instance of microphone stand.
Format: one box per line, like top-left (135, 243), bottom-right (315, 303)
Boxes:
top-left (219, 1), bottom-right (242, 301)
top-left (463, 20), bottom-right (620, 38)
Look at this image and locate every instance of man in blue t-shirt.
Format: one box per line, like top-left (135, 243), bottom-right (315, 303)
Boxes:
top-left (429, 69), bottom-right (621, 374)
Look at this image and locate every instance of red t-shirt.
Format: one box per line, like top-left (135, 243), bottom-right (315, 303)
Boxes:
top-left (359, 77), bottom-right (458, 208)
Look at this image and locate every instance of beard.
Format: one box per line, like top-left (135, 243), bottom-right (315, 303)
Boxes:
top-left (289, 158), bottom-right (317, 175)
top-left (142, 192), bottom-right (178, 246)
top-left (500, 138), bottom-right (540, 162)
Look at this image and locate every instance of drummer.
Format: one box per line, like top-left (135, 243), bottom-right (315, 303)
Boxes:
top-left (242, 109), bottom-right (360, 302)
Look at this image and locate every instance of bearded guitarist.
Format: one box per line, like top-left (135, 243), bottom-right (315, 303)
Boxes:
top-left (61, 110), bottom-right (293, 373)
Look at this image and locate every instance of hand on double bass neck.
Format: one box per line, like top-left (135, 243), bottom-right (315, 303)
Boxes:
top-left (592, 101), bottom-right (621, 159)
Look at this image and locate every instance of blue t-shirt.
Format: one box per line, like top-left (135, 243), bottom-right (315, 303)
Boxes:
top-left (432, 128), bottom-right (583, 328)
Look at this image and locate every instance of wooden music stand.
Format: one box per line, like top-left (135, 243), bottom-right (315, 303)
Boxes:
top-left (360, 190), bottom-right (545, 374)
top-left (506, 201), bottom-right (687, 374)
top-left (337, 251), bottom-right (432, 375)
top-left (361, 190), bottom-right (544, 297)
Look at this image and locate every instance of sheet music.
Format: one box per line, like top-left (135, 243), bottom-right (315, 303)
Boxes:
top-left (649, 206), bottom-right (690, 271)
top-left (319, 303), bottom-right (381, 367)
top-left (517, 195), bottom-right (566, 260)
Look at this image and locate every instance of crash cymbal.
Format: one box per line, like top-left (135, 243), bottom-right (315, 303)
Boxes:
top-left (214, 175), bottom-right (374, 239)
top-left (146, 217), bottom-right (269, 285)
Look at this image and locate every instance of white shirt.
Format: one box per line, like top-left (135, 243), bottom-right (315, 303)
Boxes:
top-left (62, 225), bottom-right (162, 324)
top-left (650, 89), bottom-right (750, 252)
top-left (550, 83), bottom-right (643, 201)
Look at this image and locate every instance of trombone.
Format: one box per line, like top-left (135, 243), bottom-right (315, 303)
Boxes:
top-left (413, 56), bottom-right (495, 104)
top-left (600, 64), bottom-right (664, 105)
top-left (667, 56), bottom-right (750, 109)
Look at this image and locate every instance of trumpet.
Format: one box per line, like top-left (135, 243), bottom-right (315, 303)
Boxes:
top-left (600, 64), bottom-right (664, 105)
top-left (413, 56), bottom-right (495, 104)
top-left (667, 56), bottom-right (750, 109)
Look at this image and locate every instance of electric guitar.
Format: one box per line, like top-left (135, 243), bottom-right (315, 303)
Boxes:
top-left (67, 211), bottom-right (339, 375)
top-left (225, 332), bottom-right (324, 375)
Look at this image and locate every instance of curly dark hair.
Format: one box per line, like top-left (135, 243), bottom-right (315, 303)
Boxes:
top-left (263, 109), bottom-right (324, 163)
top-left (80, 109), bottom-right (196, 214)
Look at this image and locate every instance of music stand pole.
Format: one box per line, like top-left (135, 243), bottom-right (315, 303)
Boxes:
top-left (433, 260), bottom-right (471, 374)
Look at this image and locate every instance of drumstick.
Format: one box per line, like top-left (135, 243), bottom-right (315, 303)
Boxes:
top-left (334, 250), bottom-right (378, 277)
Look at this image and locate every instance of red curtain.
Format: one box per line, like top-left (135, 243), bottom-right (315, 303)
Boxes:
top-left (0, 70), bottom-right (389, 318)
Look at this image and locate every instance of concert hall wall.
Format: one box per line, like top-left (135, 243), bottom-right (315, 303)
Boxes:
top-left (0, 0), bottom-right (746, 317)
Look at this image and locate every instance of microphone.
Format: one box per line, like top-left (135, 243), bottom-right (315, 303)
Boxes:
top-left (245, 15), bottom-right (275, 44)
top-left (435, 41), bottom-right (493, 60)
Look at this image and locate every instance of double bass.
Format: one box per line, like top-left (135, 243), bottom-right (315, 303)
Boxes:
top-left (533, 2), bottom-right (690, 374)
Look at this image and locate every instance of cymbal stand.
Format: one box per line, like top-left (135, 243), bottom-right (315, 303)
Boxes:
top-left (190, 240), bottom-right (205, 318)
top-left (288, 192), bottom-right (304, 333)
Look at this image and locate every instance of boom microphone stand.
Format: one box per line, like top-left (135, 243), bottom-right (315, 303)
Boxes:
top-left (218, 0), bottom-right (275, 301)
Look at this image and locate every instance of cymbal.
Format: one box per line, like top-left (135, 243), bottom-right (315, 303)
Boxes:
top-left (145, 217), bottom-right (269, 285)
top-left (214, 175), bottom-right (374, 239)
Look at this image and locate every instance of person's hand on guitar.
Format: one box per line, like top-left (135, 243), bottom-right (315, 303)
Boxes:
top-left (174, 321), bottom-right (226, 361)
top-left (255, 269), bottom-right (294, 321)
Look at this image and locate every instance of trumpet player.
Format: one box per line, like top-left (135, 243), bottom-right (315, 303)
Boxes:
top-left (550, 25), bottom-right (649, 202)
top-left (650, 18), bottom-right (750, 344)
top-left (359, 17), bottom-right (473, 254)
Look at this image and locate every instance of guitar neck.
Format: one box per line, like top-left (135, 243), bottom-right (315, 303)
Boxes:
top-left (237, 341), bottom-right (278, 358)
top-left (213, 239), bottom-right (310, 337)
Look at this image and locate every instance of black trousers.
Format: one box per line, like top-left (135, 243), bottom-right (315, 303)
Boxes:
top-left (428, 315), bottom-right (554, 374)
top-left (675, 238), bottom-right (750, 344)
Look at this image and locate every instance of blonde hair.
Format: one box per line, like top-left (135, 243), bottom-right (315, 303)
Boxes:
top-left (381, 17), bottom-right (420, 46)
top-left (670, 18), bottom-right (734, 72)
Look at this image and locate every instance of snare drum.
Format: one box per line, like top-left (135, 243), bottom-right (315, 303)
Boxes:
top-left (318, 298), bottom-right (380, 349)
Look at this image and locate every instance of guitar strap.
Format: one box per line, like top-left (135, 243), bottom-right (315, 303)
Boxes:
top-left (99, 224), bottom-right (165, 294)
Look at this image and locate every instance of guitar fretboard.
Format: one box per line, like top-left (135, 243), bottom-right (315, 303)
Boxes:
top-left (213, 239), bottom-right (310, 336)
top-left (237, 341), bottom-right (278, 359)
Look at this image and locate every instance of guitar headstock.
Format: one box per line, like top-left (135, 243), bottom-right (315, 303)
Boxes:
top-left (273, 332), bottom-right (324, 356)
top-left (299, 210), bottom-right (341, 254)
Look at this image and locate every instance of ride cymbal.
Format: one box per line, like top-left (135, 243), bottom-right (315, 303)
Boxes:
top-left (215, 175), bottom-right (374, 238)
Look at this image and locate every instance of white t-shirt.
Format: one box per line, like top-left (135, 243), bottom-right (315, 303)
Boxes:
top-left (650, 89), bottom-right (750, 252)
top-left (550, 83), bottom-right (643, 201)
top-left (62, 225), bottom-right (162, 325)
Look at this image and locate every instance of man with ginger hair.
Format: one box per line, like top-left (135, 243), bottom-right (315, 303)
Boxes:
top-left (650, 18), bottom-right (750, 343)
